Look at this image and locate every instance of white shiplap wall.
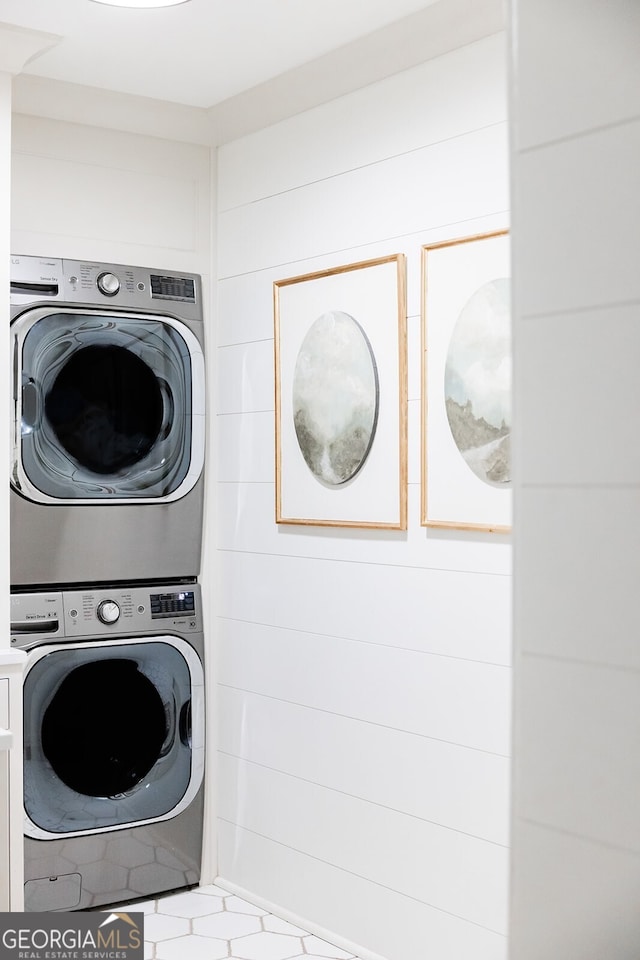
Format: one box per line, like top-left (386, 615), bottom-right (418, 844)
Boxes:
top-left (216, 34), bottom-right (511, 960)
top-left (11, 115), bottom-right (211, 277)
top-left (509, 2), bottom-right (640, 958)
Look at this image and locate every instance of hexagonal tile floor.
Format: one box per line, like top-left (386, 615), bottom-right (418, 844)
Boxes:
top-left (97, 884), bottom-right (360, 960)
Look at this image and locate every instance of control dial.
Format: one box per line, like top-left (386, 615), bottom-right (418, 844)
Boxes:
top-left (97, 271), bottom-right (120, 297)
top-left (97, 599), bottom-right (120, 625)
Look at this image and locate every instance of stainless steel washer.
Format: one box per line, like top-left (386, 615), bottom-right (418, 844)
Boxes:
top-left (10, 255), bottom-right (206, 587)
top-left (12, 582), bottom-right (205, 912)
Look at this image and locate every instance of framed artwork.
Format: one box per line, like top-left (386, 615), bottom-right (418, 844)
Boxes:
top-left (421, 230), bottom-right (511, 532)
top-left (274, 254), bottom-right (407, 528)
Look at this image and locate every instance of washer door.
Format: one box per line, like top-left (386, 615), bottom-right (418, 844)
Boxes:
top-left (11, 308), bottom-right (205, 502)
top-left (23, 637), bottom-right (205, 838)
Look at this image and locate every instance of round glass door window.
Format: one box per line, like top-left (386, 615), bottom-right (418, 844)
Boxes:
top-left (17, 312), bottom-right (195, 499)
top-left (42, 658), bottom-right (168, 797)
top-left (23, 641), bottom-right (197, 835)
top-left (45, 345), bottom-right (165, 477)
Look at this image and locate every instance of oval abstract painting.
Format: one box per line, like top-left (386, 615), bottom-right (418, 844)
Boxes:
top-left (292, 310), bottom-right (379, 485)
top-left (444, 278), bottom-right (511, 485)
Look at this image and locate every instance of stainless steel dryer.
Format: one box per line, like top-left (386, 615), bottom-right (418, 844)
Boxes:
top-left (12, 582), bottom-right (205, 912)
top-left (10, 255), bottom-right (206, 587)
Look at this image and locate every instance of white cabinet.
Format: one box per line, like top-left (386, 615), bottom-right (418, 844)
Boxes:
top-left (0, 651), bottom-right (26, 912)
top-left (0, 679), bottom-right (11, 910)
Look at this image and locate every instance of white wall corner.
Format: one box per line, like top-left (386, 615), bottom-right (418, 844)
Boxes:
top-left (11, 74), bottom-right (213, 146)
top-left (207, 0), bottom-right (505, 145)
top-left (0, 22), bottom-right (61, 76)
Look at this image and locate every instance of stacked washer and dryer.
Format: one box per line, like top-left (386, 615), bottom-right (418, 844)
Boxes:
top-left (9, 255), bottom-right (207, 912)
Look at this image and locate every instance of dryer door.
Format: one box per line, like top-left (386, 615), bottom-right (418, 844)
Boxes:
top-left (11, 308), bottom-right (205, 502)
top-left (23, 637), bottom-right (205, 838)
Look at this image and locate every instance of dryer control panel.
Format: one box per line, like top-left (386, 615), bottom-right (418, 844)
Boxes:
top-left (10, 583), bottom-right (201, 649)
top-left (10, 255), bottom-right (202, 323)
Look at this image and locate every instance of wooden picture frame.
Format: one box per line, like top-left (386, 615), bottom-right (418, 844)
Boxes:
top-left (421, 230), bottom-right (511, 532)
top-left (274, 254), bottom-right (407, 529)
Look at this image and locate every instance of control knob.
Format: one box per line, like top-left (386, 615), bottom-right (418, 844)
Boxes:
top-left (97, 271), bottom-right (120, 296)
top-left (97, 599), bottom-right (120, 625)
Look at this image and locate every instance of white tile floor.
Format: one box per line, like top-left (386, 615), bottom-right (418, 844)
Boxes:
top-left (102, 884), bottom-right (360, 960)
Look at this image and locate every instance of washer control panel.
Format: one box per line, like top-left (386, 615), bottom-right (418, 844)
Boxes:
top-left (10, 583), bottom-right (201, 648)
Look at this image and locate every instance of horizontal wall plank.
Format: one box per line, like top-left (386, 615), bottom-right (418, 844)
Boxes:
top-left (12, 113), bottom-right (210, 179)
top-left (218, 756), bottom-right (508, 933)
top-left (10, 227), bottom-right (212, 278)
top-left (509, 820), bottom-right (640, 960)
top-left (515, 118), bottom-right (640, 317)
top-left (217, 615), bottom-right (511, 752)
top-left (518, 486), bottom-right (640, 670)
top-left (218, 123), bottom-right (508, 277)
top-left (218, 35), bottom-right (507, 210)
top-left (216, 482), bottom-right (512, 577)
top-left (13, 153), bottom-right (198, 252)
top-left (11, 115), bottom-right (211, 275)
top-left (519, 305), bottom-right (640, 485)
top-left (216, 209), bottom-right (508, 347)
top-left (217, 686), bottom-right (510, 844)
top-left (216, 340), bottom-right (275, 416)
top-left (514, 0), bottom-right (640, 151)
top-left (518, 656), bottom-right (640, 852)
top-left (217, 549), bottom-right (511, 665)
top-left (218, 821), bottom-right (508, 960)
top-left (216, 411), bottom-right (274, 484)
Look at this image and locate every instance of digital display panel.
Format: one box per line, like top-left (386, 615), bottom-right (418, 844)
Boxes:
top-left (150, 590), bottom-right (196, 618)
top-left (150, 274), bottom-right (196, 303)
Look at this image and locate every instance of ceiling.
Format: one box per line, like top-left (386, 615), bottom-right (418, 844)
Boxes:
top-left (0, 0), bottom-right (441, 109)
